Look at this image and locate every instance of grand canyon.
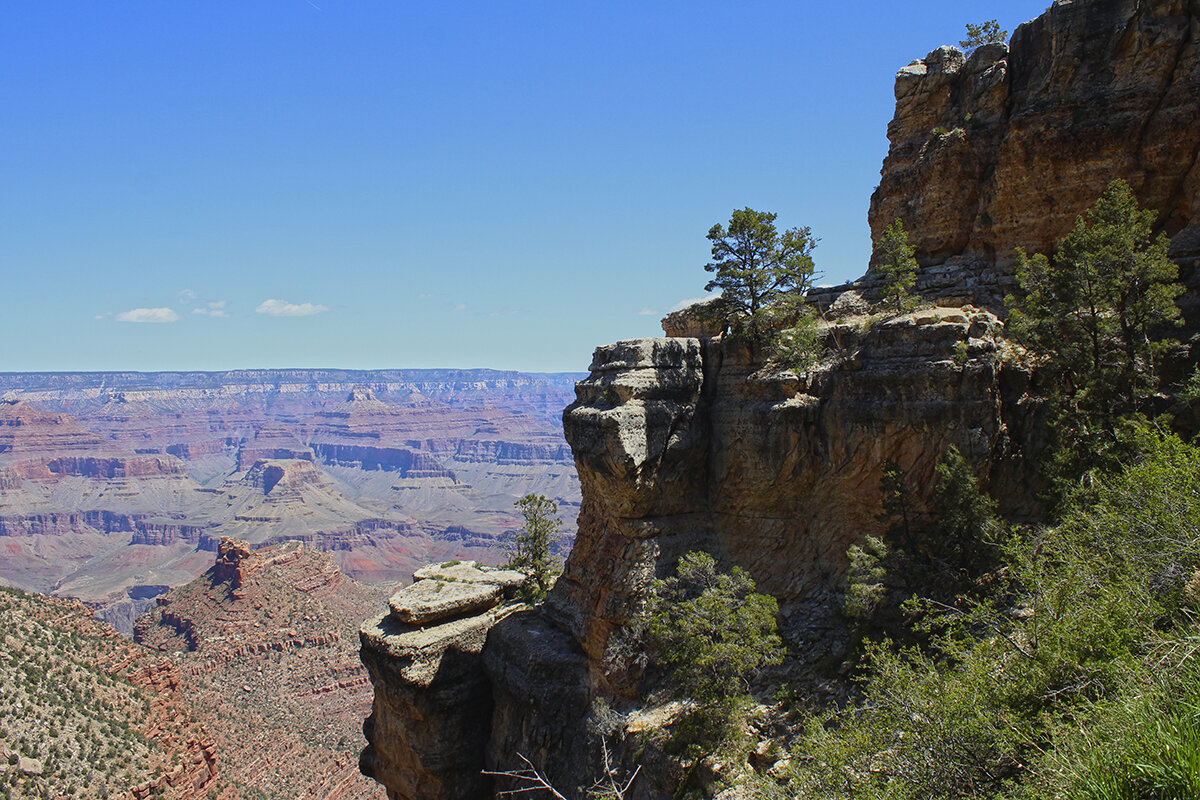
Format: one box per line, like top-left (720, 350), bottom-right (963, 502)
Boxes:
top-left (4, 0), bottom-right (1200, 798)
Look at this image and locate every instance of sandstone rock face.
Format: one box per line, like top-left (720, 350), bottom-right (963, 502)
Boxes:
top-left (359, 564), bottom-right (527, 800)
top-left (868, 0), bottom-right (1200, 309)
top-left (362, 314), bottom-right (1036, 799)
top-left (452, 313), bottom-right (1033, 800)
top-left (356, 4), bottom-right (1200, 797)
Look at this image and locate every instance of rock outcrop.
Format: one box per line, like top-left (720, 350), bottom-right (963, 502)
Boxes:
top-left (134, 540), bottom-right (389, 799)
top-left (361, 308), bottom-right (1035, 798)
top-left (358, 2), bottom-right (1200, 797)
top-left (359, 563), bottom-right (525, 800)
top-left (865, 0), bottom-right (1200, 310)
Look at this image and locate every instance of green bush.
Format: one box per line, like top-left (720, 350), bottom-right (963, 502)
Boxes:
top-left (787, 430), bottom-right (1200, 799)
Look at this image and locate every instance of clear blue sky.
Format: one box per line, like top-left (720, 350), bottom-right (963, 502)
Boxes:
top-left (0, 0), bottom-right (1050, 373)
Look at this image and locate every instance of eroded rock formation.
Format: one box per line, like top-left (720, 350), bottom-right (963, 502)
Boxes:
top-left (359, 563), bottom-right (525, 800)
top-left (864, 0), bottom-right (1200, 310)
top-left (359, 2), bottom-right (1200, 797)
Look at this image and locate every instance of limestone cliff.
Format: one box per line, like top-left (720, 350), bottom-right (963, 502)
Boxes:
top-left (361, 307), bottom-right (1036, 798)
top-left (863, 0), bottom-right (1200, 311)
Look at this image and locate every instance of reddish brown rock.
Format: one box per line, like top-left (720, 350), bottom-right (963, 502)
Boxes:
top-left (0, 398), bottom-right (105, 456)
top-left (867, 0), bottom-right (1200, 309)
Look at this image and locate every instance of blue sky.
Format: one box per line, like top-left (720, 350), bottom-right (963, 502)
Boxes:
top-left (0, 0), bottom-right (1050, 373)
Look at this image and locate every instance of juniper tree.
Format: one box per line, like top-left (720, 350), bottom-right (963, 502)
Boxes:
top-left (959, 20), bottom-right (1007, 55)
top-left (1006, 179), bottom-right (1183, 502)
top-left (505, 494), bottom-right (562, 602)
top-left (875, 218), bottom-right (919, 314)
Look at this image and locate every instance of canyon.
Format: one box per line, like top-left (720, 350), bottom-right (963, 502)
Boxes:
top-left (358, 1), bottom-right (1200, 798)
top-left (0, 369), bottom-right (581, 631)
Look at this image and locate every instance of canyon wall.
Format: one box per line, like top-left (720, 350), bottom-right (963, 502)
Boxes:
top-left (858, 0), bottom-right (1200, 312)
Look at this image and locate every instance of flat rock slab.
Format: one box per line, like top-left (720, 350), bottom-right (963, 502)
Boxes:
top-left (412, 561), bottom-right (526, 591)
top-left (388, 579), bottom-right (501, 626)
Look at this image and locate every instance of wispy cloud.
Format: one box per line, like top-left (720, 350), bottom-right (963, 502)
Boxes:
top-left (670, 297), bottom-right (709, 312)
top-left (115, 307), bottom-right (180, 323)
top-left (177, 289), bottom-right (198, 305)
top-left (192, 300), bottom-right (229, 318)
top-left (453, 303), bottom-right (467, 312)
top-left (255, 298), bottom-right (330, 317)
top-left (637, 308), bottom-right (659, 316)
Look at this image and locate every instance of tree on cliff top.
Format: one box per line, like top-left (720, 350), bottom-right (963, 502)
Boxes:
top-left (959, 20), bottom-right (1007, 55)
top-left (704, 207), bottom-right (818, 343)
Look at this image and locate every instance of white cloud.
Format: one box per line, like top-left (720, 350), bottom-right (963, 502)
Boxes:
top-left (669, 297), bottom-right (709, 312)
top-left (115, 307), bottom-right (180, 323)
top-left (453, 303), bottom-right (467, 312)
top-left (177, 289), bottom-right (198, 305)
top-left (94, 312), bottom-right (112, 320)
top-left (637, 308), bottom-right (658, 316)
top-left (255, 298), bottom-right (330, 317)
top-left (192, 300), bottom-right (229, 318)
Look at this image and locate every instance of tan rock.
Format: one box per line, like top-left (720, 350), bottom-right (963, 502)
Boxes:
top-left (387, 580), bottom-right (501, 626)
top-left (661, 297), bottom-right (728, 338)
top-left (868, 0), bottom-right (1200, 312)
top-left (411, 561), bottom-right (525, 591)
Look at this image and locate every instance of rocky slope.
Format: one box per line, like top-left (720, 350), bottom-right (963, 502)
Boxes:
top-left (358, 1), bottom-right (1200, 798)
top-left (0, 586), bottom-right (229, 799)
top-left (135, 538), bottom-right (389, 800)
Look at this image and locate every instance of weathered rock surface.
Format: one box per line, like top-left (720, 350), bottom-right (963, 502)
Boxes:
top-left (865, 0), bottom-right (1200, 311)
top-left (362, 309), bottom-right (1037, 798)
top-left (388, 581), bottom-right (501, 625)
top-left (357, 3), bottom-right (1200, 798)
top-left (359, 564), bottom-right (527, 800)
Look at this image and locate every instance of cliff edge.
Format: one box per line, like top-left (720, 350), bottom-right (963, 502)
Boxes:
top-left (360, 1), bottom-right (1200, 797)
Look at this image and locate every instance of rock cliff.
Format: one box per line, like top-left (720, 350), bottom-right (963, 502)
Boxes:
top-left (864, 0), bottom-right (1200, 312)
top-left (359, 1), bottom-right (1200, 797)
top-left (362, 306), bottom-right (1036, 798)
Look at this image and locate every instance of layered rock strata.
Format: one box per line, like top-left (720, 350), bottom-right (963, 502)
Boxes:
top-left (362, 308), bottom-right (1034, 797)
top-left (357, 2), bottom-right (1200, 796)
top-left (862, 0), bottom-right (1200, 311)
top-left (359, 563), bottom-right (524, 800)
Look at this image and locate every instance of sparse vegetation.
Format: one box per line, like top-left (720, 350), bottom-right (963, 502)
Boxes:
top-left (645, 551), bottom-right (784, 774)
top-left (959, 19), bottom-right (1007, 55)
top-left (1006, 179), bottom-right (1184, 508)
top-left (873, 218), bottom-right (919, 314)
top-left (504, 493), bottom-right (565, 602)
top-left (704, 207), bottom-right (822, 360)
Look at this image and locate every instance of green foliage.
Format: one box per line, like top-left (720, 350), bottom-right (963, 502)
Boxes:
top-left (929, 446), bottom-right (1003, 572)
top-left (704, 208), bottom-right (819, 343)
top-left (959, 20), bottom-right (1008, 54)
top-left (842, 536), bottom-right (888, 621)
top-left (648, 552), bottom-right (784, 706)
top-left (771, 306), bottom-right (821, 372)
top-left (504, 494), bottom-right (563, 602)
top-left (874, 218), bottom-right (919, 315)
top-left (952, 340), bottom-right (970, 367)
top-left (876, 459), bottom-right (913, 548)
top-left (787, 430), bottom-right (1200, 799)
top-left (1006, 180), bottom-right (1182, 503)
